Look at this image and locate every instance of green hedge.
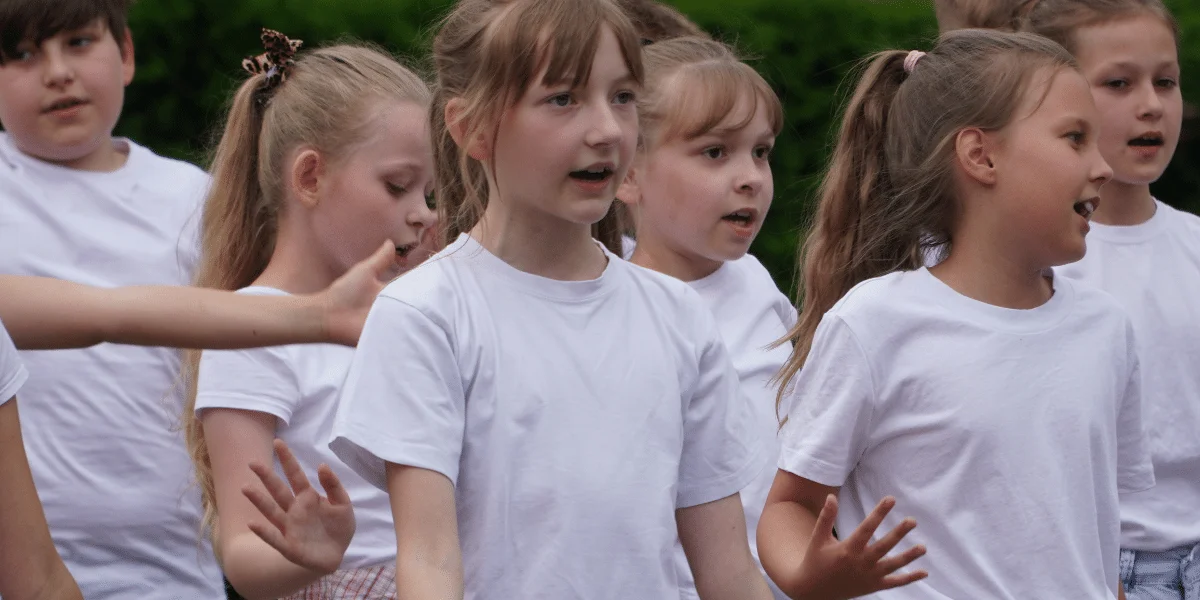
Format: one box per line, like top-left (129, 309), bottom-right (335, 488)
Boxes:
top-left (119, 0), bottom-right (1200, 294)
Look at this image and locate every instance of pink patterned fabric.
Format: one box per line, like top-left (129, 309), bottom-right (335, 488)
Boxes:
top-left (280, 564), bottom-right (396, 600)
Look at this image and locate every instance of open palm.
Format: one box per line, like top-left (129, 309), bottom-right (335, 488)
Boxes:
top-left (243, 439), bottom-right (356, 575)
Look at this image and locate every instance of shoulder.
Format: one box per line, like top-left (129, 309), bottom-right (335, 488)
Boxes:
top-left (1161, 201), bottom-right (1200, 235)
top-left (126, 141), bottom-right (211, 197)
top-left (621, 259), bottom-right (713, 316)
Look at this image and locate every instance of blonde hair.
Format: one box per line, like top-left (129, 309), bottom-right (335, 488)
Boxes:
top-left (1022, 0), bottom-right (1178, 53)
top-left (935, 0), bottom-right (1040, 31)
top-left (430, 0), bottom-right (645, 253)
top-left (183, 43), bottom-right (429, 550)
top-left (775, 30), bottom-right (1076, 416)
top-left (613, 0), bottom-right (706, 43)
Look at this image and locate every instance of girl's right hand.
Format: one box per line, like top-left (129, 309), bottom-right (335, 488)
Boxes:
top-left (243, 439), bottom-right (357, 575)
top-left (319, 241), bottom-right (399, 347)
top-left (793, 495), bottom-right (928, 600)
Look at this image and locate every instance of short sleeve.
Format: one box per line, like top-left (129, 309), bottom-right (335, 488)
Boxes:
top-left (677, 307), bottom-right (769, 508)
top-left (0, 318), bottom-right (27, 406)
top-left (777, 315), bottom-right (877, 487)
top-left (1116, 334), bottom-right (1155, 495)
top-left (329, 296), bottom-right (467, 491)
top-left (195, 345), bottom-right (300, 424)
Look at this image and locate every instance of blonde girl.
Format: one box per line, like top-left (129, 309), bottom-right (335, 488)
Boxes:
top-left (184, 34), bottom-right (435, 599)
top-left (757, 29), bottom-right (1152, 599)
top-left (615, 35), bottom-right (790, 599)
top-left (325, 1), bottom-right (776, 598)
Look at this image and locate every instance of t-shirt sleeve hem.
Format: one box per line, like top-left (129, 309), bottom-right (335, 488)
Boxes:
top-left (0, 365), bottom-right (27, 404)
top-left (777, 444), bottom-right (848, 488)
top-left (1117, 469), bottom-right (1156, 496)
top-left (676, 439), bottom-right (771, 509)
top-left (194, 392), bottom-right (295, 425)
top-left (330, 424), bottom-right (460, 493)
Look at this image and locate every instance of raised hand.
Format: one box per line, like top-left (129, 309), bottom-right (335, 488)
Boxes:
top-left (793, 495), bottom-right (927, 600)
top-left (243, 439), bottom-right (356, 575)
top-left (319, 241), bottom-right (397, 347)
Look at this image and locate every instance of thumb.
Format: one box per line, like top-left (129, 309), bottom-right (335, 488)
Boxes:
top-left (368, 240), bottom-right (397, 279)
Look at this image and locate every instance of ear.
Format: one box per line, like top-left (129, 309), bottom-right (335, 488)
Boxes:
top-left (290, 148), bottom-right (325, 209)
top-left (954, 127), bottom-right (998, 186)
top-left (616, 153), bottom-right (645, 206)
top-left (445, 98), bottom-right (491, 162)
top-left (120, 29), bottom-right (135, 87)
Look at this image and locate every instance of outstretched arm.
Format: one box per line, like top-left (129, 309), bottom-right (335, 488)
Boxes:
top-left (1, 241), bottom-right (396, 350)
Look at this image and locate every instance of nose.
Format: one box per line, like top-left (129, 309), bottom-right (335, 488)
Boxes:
top-left (41, 46), bottom-right (74, 88)
top-left (585, 103), bottom-right (623, 149)
top-left (1090, 146), bottom-right (1114, 188)
top-left (409, 201), bottom-right (437, 232)
top-left (1138, 80), bottom-right (1164, 121)
top-left (735, 156), bottom-right (766, 198)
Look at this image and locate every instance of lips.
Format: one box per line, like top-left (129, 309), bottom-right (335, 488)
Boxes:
top-left (569, 163), bottom-right (615, 184)
top-left (1128, 132), bottom-right (1164, 148)
top-left (42, 97), bottom-right (89, 114)
top-left (721, 208), bottom-right (758, 227)
top-left (1073, 198), bottom-right (1098, 220)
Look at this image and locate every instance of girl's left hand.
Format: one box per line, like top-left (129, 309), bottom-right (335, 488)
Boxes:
top-left (243, 439), bottom-right (357, 575)
top-left (318, 241), bottom-right (397, 346)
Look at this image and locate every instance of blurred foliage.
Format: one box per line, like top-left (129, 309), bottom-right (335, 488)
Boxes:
top-left (118, 0), bottom-right (1200, 295)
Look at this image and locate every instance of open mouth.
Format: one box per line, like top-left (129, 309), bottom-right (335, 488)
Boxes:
top-left (569, 165), bottom-right (614, 183)
top-left (1073, 199), bottom-right (1098, 220)
top-left (44, 97), bottom-right (88, 113)
top-left (1129, 134), bottom-right (1164, 148)
top-left (722, 209), bottom-right (757, 226)
top-left (395, 242), bottom-right (416, 259)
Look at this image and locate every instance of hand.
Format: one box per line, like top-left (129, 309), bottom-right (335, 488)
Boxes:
top-left (794, 495), bottom-right (927, 600)
top-left (243, 439), bottom-right (356, 576)
top-left (318, 241), bottom-right (398, 346)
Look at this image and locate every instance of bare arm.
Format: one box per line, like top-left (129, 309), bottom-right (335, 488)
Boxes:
top-left (0, 399), bottom-right (82, 600)
top-left (757, 470), bottom-right (926, 600)
top-left (388, 463), bottom-right (463, 600)
top-left (205, 410), bottom-right (337, 599)
top-left (677, 493), bottom-right (773, 600)
top-left (0, 240), bottom-right (396, 351)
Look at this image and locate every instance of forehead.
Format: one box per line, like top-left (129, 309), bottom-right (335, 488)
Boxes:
top-left (345, 102), bottom-right (431, 162)
top-left (1017, 68), bottom-right (1095, 124)
top-left (1072, 14), bottom-right (1179, 70)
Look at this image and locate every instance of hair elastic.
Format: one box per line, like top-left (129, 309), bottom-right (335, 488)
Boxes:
top-left (903, 50), bottom-right (926, 75)
top-left (242, 28), bottom-right (304, 107)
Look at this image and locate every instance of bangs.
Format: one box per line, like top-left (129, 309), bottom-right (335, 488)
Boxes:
top-left (0, 0), bottom-right (126, 63)
top-left (480, 0), bottom-right (644, 107)
top-left (654, 61), bottom-right (783, 143)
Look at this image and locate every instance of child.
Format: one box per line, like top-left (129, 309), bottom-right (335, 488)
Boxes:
top-left (934, 0), bottom-right (1034, 31)
top-left (757, 29), bottom-right (1153, 599)
top-left (0, 240), bottom-right (396, 350)
top-left (0, 0), bottom-right (221, 595)
top-left (187, 37), bottom-right (435, 599)
top-left (0, 244), bottom-right (390, 600)
top-left (616, 35), bottom-right (791, 599)
top-left (1022, 2), bottom-right (1200, 598)
top-left (327, 1), bottom-right (775, 598)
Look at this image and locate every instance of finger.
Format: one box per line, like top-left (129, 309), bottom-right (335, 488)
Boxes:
top-left (864, 517), bottom-right (918, 563)
top-left (809, 494), bottom-right (839, 545)
top-left (368, 240), bottom-right (397, 280)
top-left (243, 484), bottom-right (290, 530)
top-left (878, 568), bottom-right (929, 590)
top-left (317, 464), bottom-right (353, 506)
top-left (249, 461), bottom-right (295, 512)
top-left (846, 496), bottom-right (896, 550)
top-left (274, 439), bottom-right (313, 495)
top-left (876, 544), bottom-right (927, 575)
top-left (247, 520), bottom-right (293, 558)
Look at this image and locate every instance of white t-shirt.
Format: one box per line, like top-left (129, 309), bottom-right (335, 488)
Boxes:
top-left (331, 233), bottom-right (767, 600)
top-left (1058, 199), bottom-right (1200, 552)
top-left (778, 268), bottom-right (1154, 600)
top-left (0, 133), bottom-right (223, 598)
top-left (675, 254), bottom-right (794, 600)
top-left (0, 318), bottom-right (27, 407)
top-left (194, 287), bottom-right (396, 570)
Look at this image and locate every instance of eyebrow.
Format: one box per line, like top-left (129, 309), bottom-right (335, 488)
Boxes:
top-left (1105, 59), bottom-right (1180, 72)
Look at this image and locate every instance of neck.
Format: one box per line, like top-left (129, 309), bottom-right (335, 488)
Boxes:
top-left (930, 234), bottom-right (1053, 310)
top-left (254, 225), bottom-right (341, 295)
top-left (472, 198), bottom-right (607, 281)
top-left (49, 138), bottom-right (128, 173)
top-left (629, 231), bottom-right (722, 282)
top-left (1093, 180), bottom-right (1157, 226)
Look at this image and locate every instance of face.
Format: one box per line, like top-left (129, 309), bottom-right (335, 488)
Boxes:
top-left (0, 19), bottom-right (134, 168)
top-left (626, 91), bottom-right (775, 277)
top-left (1073, 14), bottom-right (1182, 187)
top-left (310, 102), bottom-right (437, 276)
top-left (989, 68), bottom-right (1113, 266)
top-left (487, 25), bottom-right (639, 230)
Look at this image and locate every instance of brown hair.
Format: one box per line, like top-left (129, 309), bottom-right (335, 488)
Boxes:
top-left (430, 0), bottom-right (645, 254)
top-left (0, 0), bottom-right (131, 63)
top-left (1022, 0), bottom-right (1178, 53)
top-left (183, 43), bottom-right (429, 550)
top-left (935, 0), bottom-right (1039, 31)
top-left (614, 0), bottom-right (705, 43)
top-left (775, 29), bottom-right (1076, 415)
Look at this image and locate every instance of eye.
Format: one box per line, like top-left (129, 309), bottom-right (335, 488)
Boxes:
top-left (547, 93), bottom-right (573, 107)
top-left (702, 146), bottom-right (725, 160)
top-left (613, 90), bottom-right (636, 105)
top-left (1156, 77), bottom-right (1179, 90)
top-left (11, 47), bottom-right (35, 62)
top-left (1066, 131), bottom-right (1086, 145)
top-left (754, 145), bottom-right (773, 160)
top-left (424, 189), bottom-right (436, 210)
top-left (1103, 79), bottom-right (1129, 90)
top-left (68, 36), bottom-right (93, 48)
top-left (386, 182), bottom-right (406, 196)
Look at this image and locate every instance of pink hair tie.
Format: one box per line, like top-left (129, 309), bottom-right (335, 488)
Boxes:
top-left (903, 50), bottom-right (926, 75)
